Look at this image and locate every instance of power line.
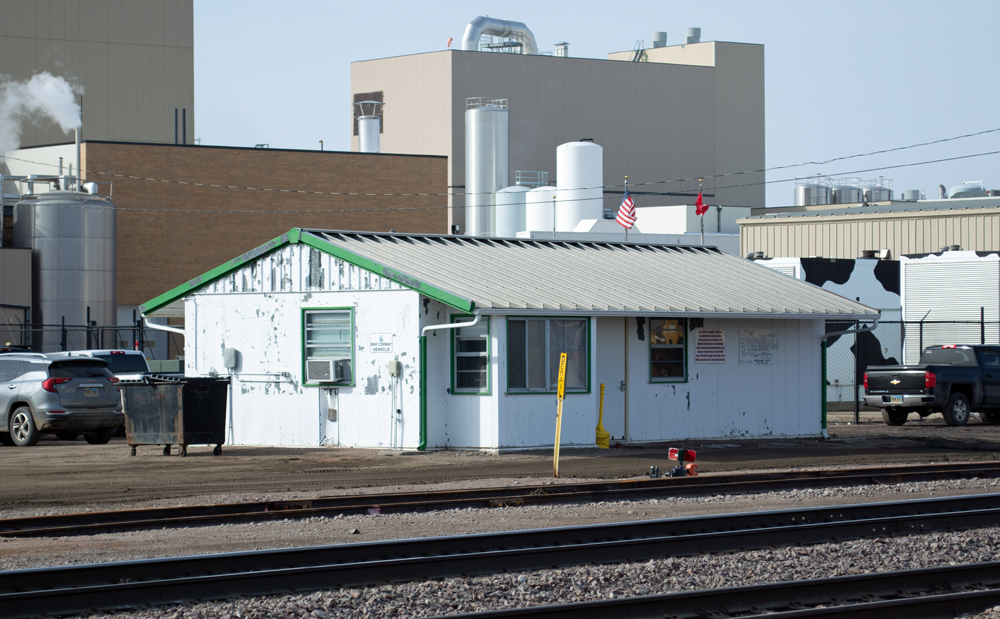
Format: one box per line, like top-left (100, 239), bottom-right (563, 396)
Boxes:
top-left (2, 127), bottom-right (998, 203)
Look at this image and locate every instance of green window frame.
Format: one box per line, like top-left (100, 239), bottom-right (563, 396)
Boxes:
top-left (301, 307), bottom-right (355, 386)
top-left (506, 317), bottom-right (590, 394)
top-left (451, 315), bottom-right (490, 394)
top-left (650, 317), bottom-right (688, 382)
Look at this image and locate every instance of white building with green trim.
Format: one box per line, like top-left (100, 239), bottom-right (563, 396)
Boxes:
top-left (139, 229), bottom-right (877, 450)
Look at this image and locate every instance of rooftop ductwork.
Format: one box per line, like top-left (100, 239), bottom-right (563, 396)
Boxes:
top-left (461, 16), bottom-right (538, 54)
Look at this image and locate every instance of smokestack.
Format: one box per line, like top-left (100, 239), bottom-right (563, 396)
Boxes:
top-left (938, 184), bottom-right (947, 199)
top-left (75, 128), bottom-right (81, 191)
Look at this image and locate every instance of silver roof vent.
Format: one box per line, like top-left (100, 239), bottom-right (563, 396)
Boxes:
top-left (686, 27), bottom-right (701, 44)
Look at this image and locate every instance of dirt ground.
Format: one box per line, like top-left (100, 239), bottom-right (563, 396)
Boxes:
top-left (2, 416), bottom-right (1000, 515)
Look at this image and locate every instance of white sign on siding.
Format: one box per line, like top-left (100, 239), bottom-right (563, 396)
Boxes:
top-left (739, 329), bottom-right (779, 365)
top-left (694, 329), bottom-right (726, 363)
top-left (370, 333), bottom-right (394, 353)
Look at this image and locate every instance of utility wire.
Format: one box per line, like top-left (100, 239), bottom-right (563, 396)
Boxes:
top-left (2, 127), bottom-right (999, 202)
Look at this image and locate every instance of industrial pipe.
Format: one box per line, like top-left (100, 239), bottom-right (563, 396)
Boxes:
top-left (461, 16), bottom-right (538, 54)
top-left (418, 314), bottom-right (481, 450)
top-left (142, 316), bottom-right (185, 337)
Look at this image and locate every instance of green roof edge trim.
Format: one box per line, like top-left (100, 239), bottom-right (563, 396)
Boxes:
top-left (299, 231), bottom-right (475, 313)
top-left (139, 230), bottom-right (294, 315)
top-left (138, 228), bottom-right (474, 316)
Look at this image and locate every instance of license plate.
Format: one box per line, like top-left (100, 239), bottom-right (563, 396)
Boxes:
top-left (890, 395), bottom-right (903, 403)
top-left (83, 388), bottom-right (98, 397)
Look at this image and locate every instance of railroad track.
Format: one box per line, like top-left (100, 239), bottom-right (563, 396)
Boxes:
top-left (3, 493), bottom-right (1000, 618)
top-left (448, 561), bottom-right (1000, 618)
top-left (3, 461), bottom-right (999, 538)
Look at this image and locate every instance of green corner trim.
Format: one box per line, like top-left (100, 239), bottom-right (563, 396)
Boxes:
top-left (419, 335), bottom-right (428, 451)
top-left (139, 230), bottom-right (294, 315)
top-left (299, 231), bottom-right (474, 313)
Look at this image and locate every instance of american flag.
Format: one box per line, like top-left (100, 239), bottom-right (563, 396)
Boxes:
top-left (615, 188), bottom-right (636, 229)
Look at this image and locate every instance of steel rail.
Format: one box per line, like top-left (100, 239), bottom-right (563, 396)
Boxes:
top-left (3, 461), bottom-right (1000, 538)
top-left (445, 561), bottom-right (1000, 618)
top-left (3, 494), bottom-right (1000, 618)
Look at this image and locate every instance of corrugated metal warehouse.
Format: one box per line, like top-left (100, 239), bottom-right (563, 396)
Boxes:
top-left (140, 229), bottom-right (876, 450)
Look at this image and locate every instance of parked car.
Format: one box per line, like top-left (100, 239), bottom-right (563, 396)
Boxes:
top-left (0, 353), bottom-right (123, 447)
top-left (47, 350), bottom-right (151, 381)
top-left (863, 344), bottom-right (1000, 426)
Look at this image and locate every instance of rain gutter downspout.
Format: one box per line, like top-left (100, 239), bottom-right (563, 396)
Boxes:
top-left (820, 315), bottom-right (880, 439)
top-left (418, 313), bottom-right (480, 451)
top-left (142, 316), bottom-right (185, 336)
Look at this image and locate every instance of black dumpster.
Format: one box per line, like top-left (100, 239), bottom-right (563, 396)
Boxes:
top-left (122, 376), bottom-right (230, 456)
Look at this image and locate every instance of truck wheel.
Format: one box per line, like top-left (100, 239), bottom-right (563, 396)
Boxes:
top-left (943, 393), bottom-right (971, 426)
top-left (881, 408), bottom-right (909, 426)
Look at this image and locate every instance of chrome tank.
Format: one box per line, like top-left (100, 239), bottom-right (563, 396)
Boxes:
top-left (13, 191), bottom-right (117, 348)
top-left (794, 184), bottom-right (831, 206)
top-left (495, 186), bottom-right (529, 237)
top-left (465, 103), bottom-right (509, 236)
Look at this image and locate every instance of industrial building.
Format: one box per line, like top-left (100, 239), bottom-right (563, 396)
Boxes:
top-left (351, 18), bottom-right (764, 236)
top-left (139, 229), bottom-right (875, 450)
top-left (2, 142), bottom-right (447, 349)
top-left (0, 0), bottom-right (195, 147)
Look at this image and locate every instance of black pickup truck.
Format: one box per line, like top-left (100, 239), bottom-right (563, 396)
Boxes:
top-left (864, 344), bottom-right (1000, 426)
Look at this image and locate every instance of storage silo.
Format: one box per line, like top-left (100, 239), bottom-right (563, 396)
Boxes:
top-left (495, 186), bottom-right (530, 237)
top-left (863, 177), bottom-right (893, 202)
top-left (555, 140), bottom-right (603, 232)
top-left (793, 177), bottom-right (831, 206)
top-left (13, 190), bottom-right (117, 351)
top-left (832, 180), bottom-right (862, 205)
top-left (525, 186), bottom-right (558, 233)
top-left (465, 99), bottom-right (509, 236)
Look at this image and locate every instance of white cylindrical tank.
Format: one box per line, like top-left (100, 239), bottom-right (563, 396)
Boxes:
top-left (358, 116), bottom-right (380, 153)
top-left (555, 141), bottom-right (603, 232)
top-left (465, 104), bottom-right (509, 236)
top-left (525, 186), bottom-right (557, 233)
top-left (495, 186), bottom-right (529, 237)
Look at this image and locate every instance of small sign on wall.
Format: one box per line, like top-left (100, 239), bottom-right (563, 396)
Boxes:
top-left (370, 333), bottom-right (394, 353)
top-left (694, 329), bottom-right (726, 363)
top-left (739, 329), bottom-right (779, 365)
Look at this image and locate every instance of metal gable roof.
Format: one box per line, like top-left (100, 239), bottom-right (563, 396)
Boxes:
top-left (303, 230), bottom-right (877, 319)
top-left (140, 228), bottom-right (877, 319)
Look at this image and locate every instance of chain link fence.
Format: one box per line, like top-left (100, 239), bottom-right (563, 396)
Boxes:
top-left (826, 318), bottom-right (1000, 424)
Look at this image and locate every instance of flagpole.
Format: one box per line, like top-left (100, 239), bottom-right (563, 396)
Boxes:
top-left (624, 176), bottom-right (628, 243)
top-left (699, 177), bottom-right (704, 245)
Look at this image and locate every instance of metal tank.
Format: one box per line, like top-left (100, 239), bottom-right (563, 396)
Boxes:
top-left (555, 140), bottom-right (603, 232)
top-left (495, 186), bottom-right (530, 237)
top-left (465, 99), bottom-right (509, 236)
top-left (793, 178), bottom-right (831, 206)
top-left (832, 181), bottom-right (862, 205)
top-left (863, 177), bottom-right (893, 203)
top-left (525, 186), bottom-right (558, 233)
top-left (13, 190), bottom-right (117, 350)
top-left (355, 101), bottom-right (383, 154)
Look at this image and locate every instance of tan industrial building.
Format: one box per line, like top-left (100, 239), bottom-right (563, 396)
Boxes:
top-left (351, 34), bottom-right (764, 233)
top-left (740, 197), bottom-right (1000, 260)
top-left (0, 0), bottom-right (194, 147)
top-left (4, 142), bottom-right (448, 319)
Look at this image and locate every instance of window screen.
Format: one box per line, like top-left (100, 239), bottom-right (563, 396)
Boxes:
top-left (650, 318), bottom-right (687, 380)
top-left (453, 317), bottom-right (489, 392)
top-left (508, 318), bottom-right (588, 392)
top-left (304, 310), bottom-right (352, 362)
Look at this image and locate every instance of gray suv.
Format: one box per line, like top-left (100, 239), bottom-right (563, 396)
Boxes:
top-left (0, 353), bottom-right (123, 447)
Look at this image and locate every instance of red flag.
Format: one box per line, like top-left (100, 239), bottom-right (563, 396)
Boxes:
top-left (695, 192), bottom-right (708, 216)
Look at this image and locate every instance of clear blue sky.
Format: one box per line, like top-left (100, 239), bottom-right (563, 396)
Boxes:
top-left (194, 0), bottom-right (1000, 207)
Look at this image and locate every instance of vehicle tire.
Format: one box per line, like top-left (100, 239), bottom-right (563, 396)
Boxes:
top-left (84, 429), bottom-right (115, 445)
top-left (0, 433), bottom-right (14, 446)
top-left (55, 432), bottom-right (79, 441)
top-left (943, 393), bottom-right (971, 426)
top-left (881, 408), bottom-right (909, 426)
top-left (981, 411), bottom-right (1000, 424)
top-left (9, 407), bottom-right (39, 446)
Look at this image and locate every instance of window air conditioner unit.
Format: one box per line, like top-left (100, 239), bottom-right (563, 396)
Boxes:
top-left (306, 359), bottom-right (350, 383)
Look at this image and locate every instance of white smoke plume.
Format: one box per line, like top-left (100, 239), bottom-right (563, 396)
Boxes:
top-left (0, 72), bottom-right (84, 156)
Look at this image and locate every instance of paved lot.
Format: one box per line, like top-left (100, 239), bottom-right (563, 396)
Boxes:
top-left (2, 416), bottom-right (999, 514)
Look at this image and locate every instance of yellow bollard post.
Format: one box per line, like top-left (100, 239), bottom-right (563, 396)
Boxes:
top-left (553, 352), bottom-right (567, 478)
top-left (596, 383), bottom-right (610, 448)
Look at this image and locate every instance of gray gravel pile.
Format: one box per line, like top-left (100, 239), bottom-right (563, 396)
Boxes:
top-left (75, 526), bottom-right (1000, 618)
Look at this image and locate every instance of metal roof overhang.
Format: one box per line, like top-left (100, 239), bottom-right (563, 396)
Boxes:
top-left (476, 308), bottom-right (879, 320)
